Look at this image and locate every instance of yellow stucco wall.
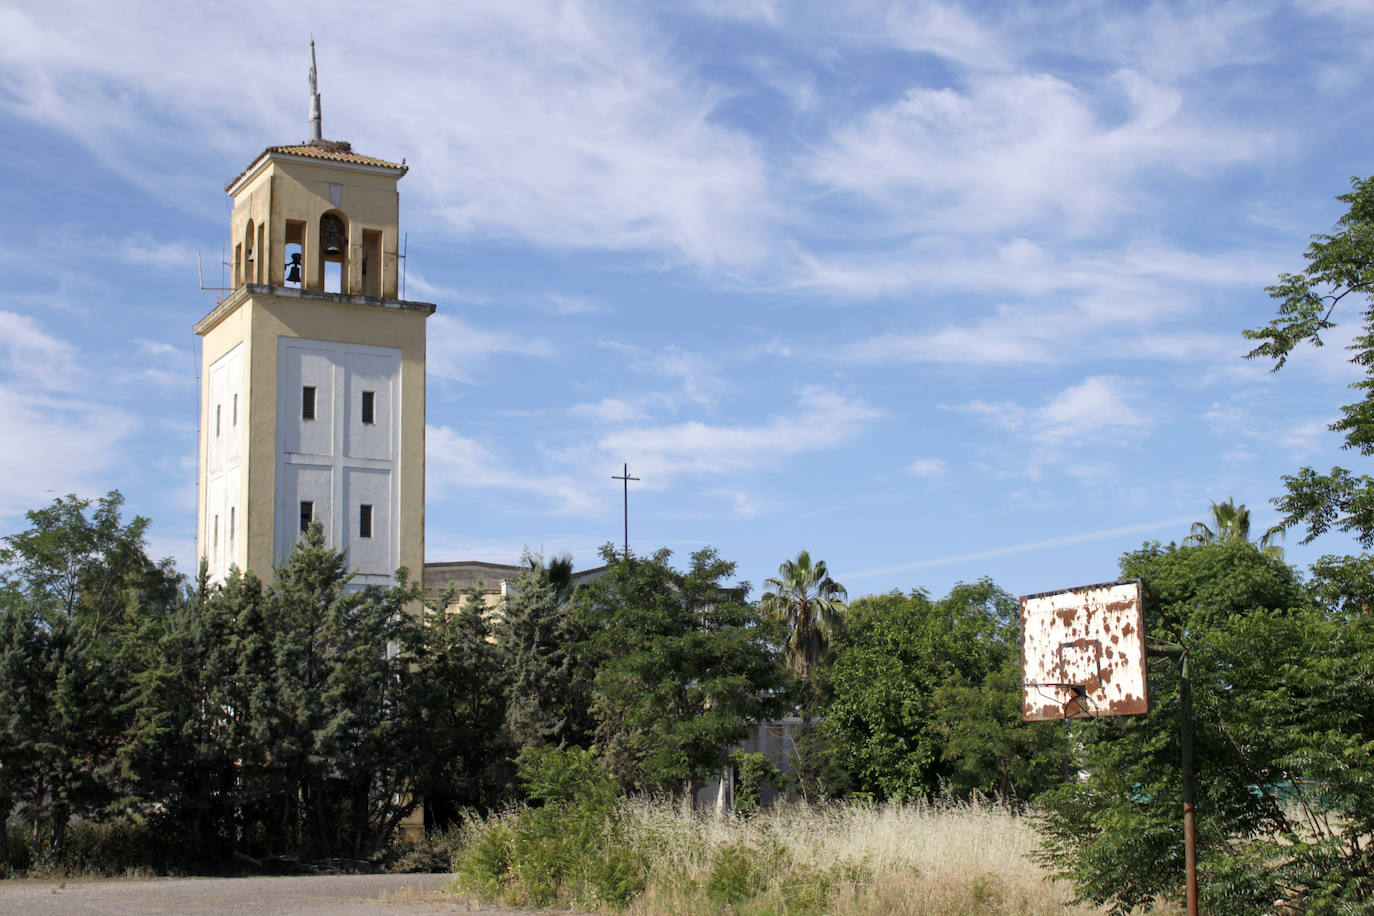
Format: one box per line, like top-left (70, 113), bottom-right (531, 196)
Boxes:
top-left (196, 287), bottom-right (431, 584)
top-left (229, 154), bottom-right (404, 299)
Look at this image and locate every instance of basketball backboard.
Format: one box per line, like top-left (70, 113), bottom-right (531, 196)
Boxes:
top-left (1020, 579), bottom-right (1149, 721)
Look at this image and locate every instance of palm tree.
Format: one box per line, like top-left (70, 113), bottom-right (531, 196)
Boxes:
top-left (1184, 496), bottom-right (1285, 559)
top-left (760, 551), bottom-right (848, 680)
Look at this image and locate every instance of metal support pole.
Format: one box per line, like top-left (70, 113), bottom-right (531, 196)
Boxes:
top-left (1180, 651), bottom-right (1198, 916)
top-left (1148, 642), bottom-right (1198, 916)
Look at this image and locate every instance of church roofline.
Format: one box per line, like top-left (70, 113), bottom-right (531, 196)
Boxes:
top-left (194, 283), bottom-right (436, 336)
top-left (225, 142), bottom-right (408, 195)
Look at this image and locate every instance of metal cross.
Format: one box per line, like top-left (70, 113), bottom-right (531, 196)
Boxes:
top-left (611, 462), bottom-right (640, 558)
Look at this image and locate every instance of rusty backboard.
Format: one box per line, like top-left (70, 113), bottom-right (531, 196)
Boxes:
top-left (1020, 579), bottom-right (1149, 721)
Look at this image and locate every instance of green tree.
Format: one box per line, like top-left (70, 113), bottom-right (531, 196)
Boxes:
top-left (573, 545), bottom-right (786, 795)
top-left (0, 492), bottom-right (180, 861)
top-left (1032, 538), bottom-right (1355, 914)
top-left (400, 585), bottom-right (510, 825)
top-left (493, 556), bottom-right (594, 752)
top-left (249, 523), bottom-right (420, 860)
top-left (1182, 496), bottom-right (1284, 558)
top-left (759, 550), bottom-right (847, 681)
top-left (1245, 175), bottom-right (1374, 548)
top-left (814, 579), bottom-right (1058, 802)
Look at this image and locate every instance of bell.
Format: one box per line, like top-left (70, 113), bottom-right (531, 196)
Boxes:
top-left (285, 252), bottom-right (303, 284)
top-left (321, 214), bottom-right (346, 257)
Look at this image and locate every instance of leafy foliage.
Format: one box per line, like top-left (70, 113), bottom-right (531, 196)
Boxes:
top-left (1183, 496), bottom-right (1284, 558)
top-left (760, 550), bottom-right (848, 681)
top-left (493, 556), bottom-right (593, 751)
top-left (399, 584), bottom-right (510, 825)
top-left (815, 580), bottom-right (1062, 802)
top-left (453, 745), bottom-right (647, 909)
top-left (0, 492), bottom-right (180, 861)
top-left (1035, 539), bottom-right (1374, 914)
top-left (573, 545), bottom-right (786, 793)
top-left (1245, 175), bottom-right (1374, 547)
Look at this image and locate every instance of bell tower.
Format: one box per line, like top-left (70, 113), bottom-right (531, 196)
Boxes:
top-left (195, 42), bottom-right (434, 586)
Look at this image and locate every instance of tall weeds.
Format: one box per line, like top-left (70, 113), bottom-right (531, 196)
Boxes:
top-left (450, 795), bottom-right (1169, 915)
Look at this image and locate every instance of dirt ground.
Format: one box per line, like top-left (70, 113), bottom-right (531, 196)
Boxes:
top-left (0, 872), bottom-right (564, 915)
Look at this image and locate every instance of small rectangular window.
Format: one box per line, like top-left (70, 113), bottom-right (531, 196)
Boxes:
top-left (299, 500), bottom-right (314, 534)
top-left (216, 404), bottom-right (221, 437)
top-left (213, 514), bottom-right (219, 549)
top-left (302, 386), bottom-right (317, 421)
top-left (229, 507), bottom-right (235, 545)
top-left (232, 393), bottom-right (238, 426)
top-left (361, 390), bottom-right (375, 425)
top-left (359, 503), bottom-right (373, 538)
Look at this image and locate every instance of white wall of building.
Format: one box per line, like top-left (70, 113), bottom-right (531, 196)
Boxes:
top-left (204, 343), bottom-right (243, 583)
top-left (275, 337), bottom-right (402, 586)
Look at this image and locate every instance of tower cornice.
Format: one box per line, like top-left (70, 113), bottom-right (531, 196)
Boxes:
top-left (194, 283), bottom-right (436, 336)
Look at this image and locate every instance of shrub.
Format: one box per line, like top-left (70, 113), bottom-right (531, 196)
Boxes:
top-left (451, 746), bottom-right (649, 909)
top-left (732, 751), bottom-right (783, 817)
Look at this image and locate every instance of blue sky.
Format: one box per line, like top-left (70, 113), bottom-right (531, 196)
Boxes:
top-left (1, 0), bottom-right (1370, 601)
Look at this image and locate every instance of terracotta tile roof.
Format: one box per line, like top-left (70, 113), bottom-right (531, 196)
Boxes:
top-left (226, 140), bottom-right (407, 191)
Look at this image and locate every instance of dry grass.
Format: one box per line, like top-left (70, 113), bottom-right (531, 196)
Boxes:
top-left (616, 797), bottom-right (1173, 916)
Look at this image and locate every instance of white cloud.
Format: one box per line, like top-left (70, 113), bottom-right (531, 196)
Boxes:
top-left (843, 323), bottom-right (1054, 365)
top-left (808, 70), bottom-right (1264, 235)
top-left (0, 383), bottom-right (132, 519)
top-left (540, 294), bottom-right (606, 315)
top-left (113, 232), bottom-right (198, 269)
top-left (595, 385), bottom-right (881, 481)
top-left (637, 347), bottom-right (725, 405)
top-left (880, 0), bottom-right (1010, 72)
top-left (906, 457), bottom-right (947, 477)
top-left (428, 314), bottom-right (554, 382)
top-left (0, 310), bottom-right (83, 392)
top-left (0, 2), bottom-right (780, 272)
top-left (1035, 376), bottom-right (1148, 445)
top-left (569, 398), bottom-right (647, 424)
top-left (713, 488), bottom-right (767, 518)
top-left (426, 425), bottom-right (598, 516)
top-left (953, 376), bottom-right (1149, 449)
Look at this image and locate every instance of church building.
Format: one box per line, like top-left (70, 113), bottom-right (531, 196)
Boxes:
top-left (195, 42), bottom-right (433, 588)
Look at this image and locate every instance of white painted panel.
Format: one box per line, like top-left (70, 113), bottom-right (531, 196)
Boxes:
top-left (277, 463), bottom-right (334, 565)
top-left (343, 466), bottom-right (394, 577)
top-left (225, 346), bottom-right (243, 464)
top-left (278, 341), bottom-right (335, 456)
top-left (273, 337), bottom-right (401, 585)
top-left (343, 351), bottom-right (398, 461)
top-left (207, 343), bottom-right (245, 474)
top-left (225, 464), bottom-right (240, 570)
top-left (205, 474), bottom-right (225, 580)
top-left (207, 360), bottom-right (226, 474)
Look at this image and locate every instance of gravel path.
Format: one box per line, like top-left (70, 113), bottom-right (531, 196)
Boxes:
top-left (0, 873), bottom-right (554, 915)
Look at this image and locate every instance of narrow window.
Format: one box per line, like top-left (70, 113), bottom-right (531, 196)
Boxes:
top-left (232, 393), bottom-right (238, 426)
top-left (299, 500), bottom-right (314, 534)
top-left (302, 386), bottom-right (317, 420)
top-left (229, 507), bottom-right (235, 544)
top-left (213, 514), bottom-right (219, 550)
top-left (361, 390), bottom-right (375, 425)
top-left (359, 503), bottom-right (373, 538)
top-left (216, 404), bottom-right (221, 437)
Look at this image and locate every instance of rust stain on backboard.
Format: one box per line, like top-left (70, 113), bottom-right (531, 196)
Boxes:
top-left (1020, 579), bottom-right (1149, 721)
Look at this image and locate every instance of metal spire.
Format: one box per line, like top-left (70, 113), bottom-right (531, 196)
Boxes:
top-left (308, 39), bottom-right (322, 142)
